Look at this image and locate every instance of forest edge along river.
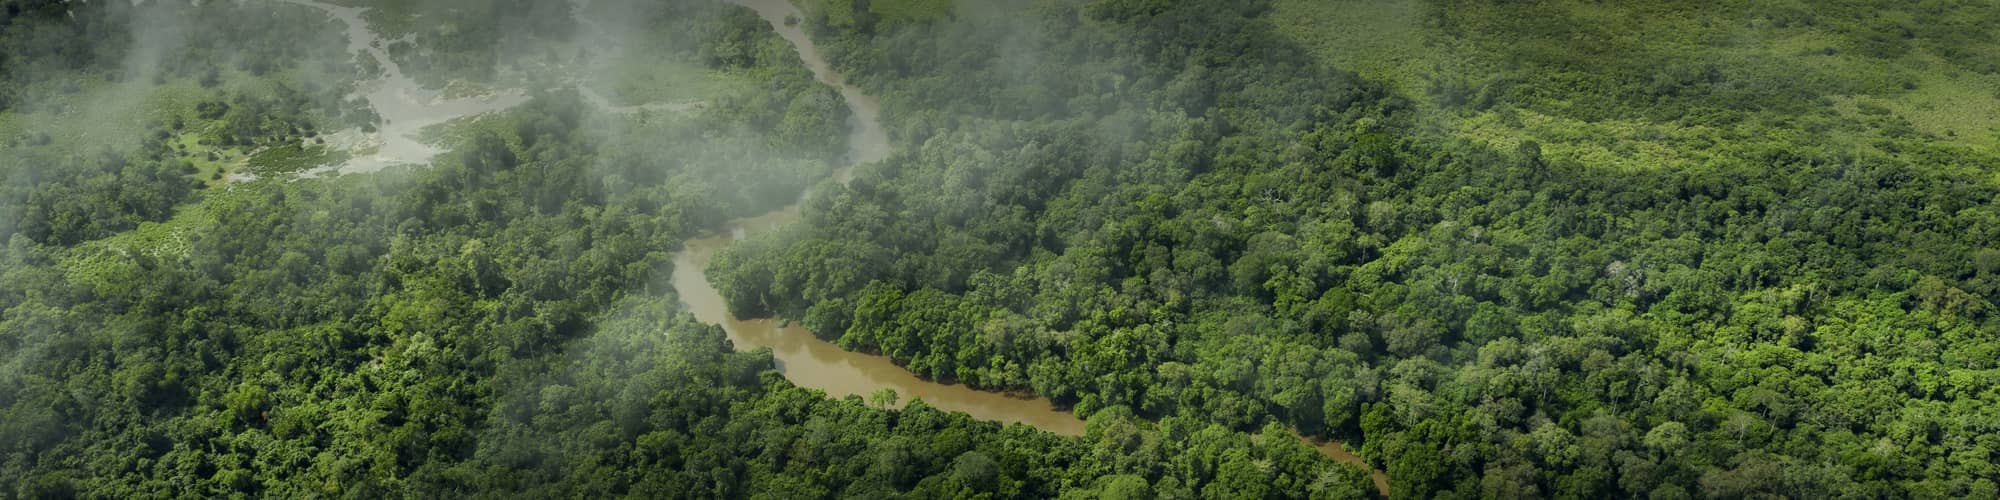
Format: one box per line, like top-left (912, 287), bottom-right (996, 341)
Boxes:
top-left (672, 0), bottom-right (1084, 435)
top-left (298, 0), bottom-right (1388, 494)
top-left (683, 0), bottom-right (1391, 496)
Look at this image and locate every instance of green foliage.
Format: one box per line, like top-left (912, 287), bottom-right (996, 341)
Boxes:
top-left (244, 143), bottom-right (346, 176)
top-left (805, 0), bottom-right (954, 31)
top-left (0, 0), bottom-right (362, 246)
top-left (0, 2), bottom-right (1381, 498)
top-left (14, 0), bottom-right (2000, 497)
top-left (705, 0), bottom-right (2000, 497)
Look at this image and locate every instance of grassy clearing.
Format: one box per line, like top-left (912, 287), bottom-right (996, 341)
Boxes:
top-left (589, 58), bottom-right (740, 107)
top-left (0, 77), bottom-right (204, 157)
top-left (57, 181), bottom-right (264, 286)
top-left (805, 0), bottom-right (954, 27)
top-left (0, 66), bottom-right (330, 156)
top-left (1856, 63), bottom-right (2000, 149)
top-left (1, 68), bottom-right (356, 267)
top-left (440, 79), bottom-right (504, 100)
top-left (866, 0), bottom-right (953, 23)
top-left (1272, 0), bottom-right (2000, 167)
top-left (1271, 0), bottom-right (1428, 94)
top-left (168, 132), bottom-right (249, 189)
top-left (246, 142), bottom-right (350, 176)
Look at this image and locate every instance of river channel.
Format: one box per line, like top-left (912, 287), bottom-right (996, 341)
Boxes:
top-left (673, 0), bottom-right (1082, 436)
top-left (296, 0), bottom-right (1384, 493)
top-left (683, 0), bottom-right (1389, 495)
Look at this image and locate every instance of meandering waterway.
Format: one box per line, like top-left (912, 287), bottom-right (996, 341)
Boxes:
top-left (298, 0), bottom-right (1387, 493)
top-left (681, 1), bottom-right (1389, 495)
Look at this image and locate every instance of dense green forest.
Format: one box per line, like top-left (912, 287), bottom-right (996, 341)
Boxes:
top-left (5, 0), bottom-right (2000, 498)
top-left (709, 0), bottom-right (2000, 497)
top-left (0, 0), bottom-right (1377, 497)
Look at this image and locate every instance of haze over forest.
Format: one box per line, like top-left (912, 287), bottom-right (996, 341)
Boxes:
top-left (4, 0), bottom-right (2000, 498)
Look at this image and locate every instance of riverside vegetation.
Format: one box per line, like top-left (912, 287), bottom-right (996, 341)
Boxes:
top-left (5, 0), bottom-right (2000, 499)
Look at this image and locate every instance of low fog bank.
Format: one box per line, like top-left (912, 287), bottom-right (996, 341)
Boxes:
top-left (1, 0), bottom-right (868, 495)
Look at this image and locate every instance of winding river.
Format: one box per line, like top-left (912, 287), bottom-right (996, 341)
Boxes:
top-left (683, 0), bottom-right (1389, 495)
top-left (673, 0), bottom-right (1082, 436)
top-left (297, 0), bottom-right (1385, 493)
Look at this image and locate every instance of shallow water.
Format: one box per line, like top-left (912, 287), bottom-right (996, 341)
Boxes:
top-left (284, 0), bottom-right (528, 175)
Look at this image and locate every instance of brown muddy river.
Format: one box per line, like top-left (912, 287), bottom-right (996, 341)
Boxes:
top-left (675, 0), bottom-right (1082, 436)
top-left (682, 0), bottom-right (1388, 495)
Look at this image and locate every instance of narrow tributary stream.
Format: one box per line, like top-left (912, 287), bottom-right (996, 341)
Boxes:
top-left (681, 1), bottom-right (1389, 495)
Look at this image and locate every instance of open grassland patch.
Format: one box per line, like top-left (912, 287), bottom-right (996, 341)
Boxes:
top-left (1271, 0), bottom-right (1427, 94)
top-left (590, 58), bottom-right (740, 107)
top-left (1274, 0), bottom-right (2000, 168)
